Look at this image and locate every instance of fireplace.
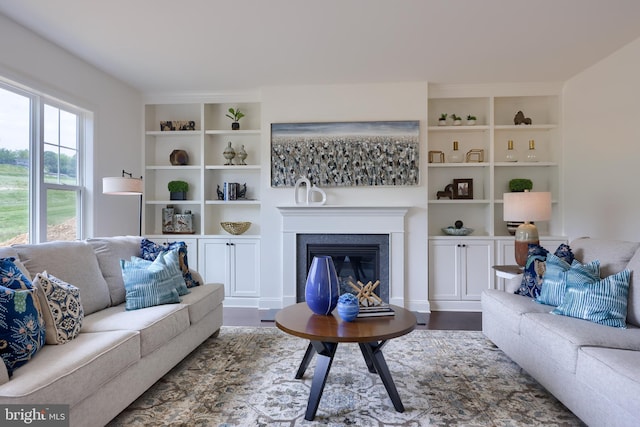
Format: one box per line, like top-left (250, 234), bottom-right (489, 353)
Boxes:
top-left (278, 206), bottom-right (409, 307)
top-left (296, 234), bottom-right (389, 303)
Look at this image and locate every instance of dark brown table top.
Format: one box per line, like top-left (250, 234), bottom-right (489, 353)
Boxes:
top-left (275, 302), bottom-right (417, 343)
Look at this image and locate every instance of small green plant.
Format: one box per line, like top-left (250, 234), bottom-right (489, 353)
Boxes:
top-left (467, 115), bottom-right (477, 120)
top-left (509, 178), bottom-right (533, 192)
top-left (451, 114), bottom-right (461, 121)
top-left (225, 107), bottom-right (245, 122)
top-left (168, 180), bottom-right (189, 193)
top-left (439, 113), bottom-right (448, 120)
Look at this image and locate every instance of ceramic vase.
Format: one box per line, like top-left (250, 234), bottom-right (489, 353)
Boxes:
top-left (305, 255), bottom-right (339, 315)
top-left (337, 293), bottom-right (359, 322)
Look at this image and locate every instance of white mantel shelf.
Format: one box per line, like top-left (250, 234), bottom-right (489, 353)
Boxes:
top-left (278, 205), bottom-right (409, 307)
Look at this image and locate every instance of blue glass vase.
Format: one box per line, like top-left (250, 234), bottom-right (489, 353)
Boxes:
top-left (305, 255), bottom-right (339, 315)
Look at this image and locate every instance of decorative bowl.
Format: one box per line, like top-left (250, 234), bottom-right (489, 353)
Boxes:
top-left (221, 221), bottom-right (251, 235)
top-left (442, 227), bottom-right (474, 236)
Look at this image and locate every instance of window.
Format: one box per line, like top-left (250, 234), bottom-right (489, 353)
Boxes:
top-left (0, 81), bottom-right (87, 244)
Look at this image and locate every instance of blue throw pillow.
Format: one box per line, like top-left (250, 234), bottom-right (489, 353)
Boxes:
top-left (516, 244), bottom-right (549, 297)
top-left (537, 258), bottom-right (600, 306)
top-left (554, 243), bottom-right (575, 264)
top-left (120, 254), bottom-right (182, 311)
top-left (128, 249), bottom-right (190, 296)
top-left (140, 239), bottom-right (200, 288)
top-left (0, 286), bottom-right (46, 376)
top-left (552, 269), bottom-right (631, 328)
top-left (0, 257), bottom-right (32, 290)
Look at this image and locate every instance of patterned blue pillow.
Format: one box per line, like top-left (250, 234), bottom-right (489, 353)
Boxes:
top-left (554, 243), bottom-right (575, 264)
top-left (33, 272), bottom-right (84, 344)
top-left (120, 255), bottom-right (181, 311)
top-left (0, 286), bottom-right (46, 376)
top-left (537, 258), bottom-right (600, 306)
top-left (128, 249), bottom-right (190, 296)
top-left (516, 244), bottom-right (549, 297)
top-left (552, 269), bottom-right (630, 328)
top-left (140, 239), bottom-right (200, 288)
top-left (0, 257), bottom-right (32, 290)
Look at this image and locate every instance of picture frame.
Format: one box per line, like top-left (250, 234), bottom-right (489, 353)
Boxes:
top-left (453, 179), bottom-right (473, 199)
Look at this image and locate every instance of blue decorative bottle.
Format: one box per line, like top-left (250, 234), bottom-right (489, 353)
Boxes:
top-left (305, 255), bottom-right (339, 315)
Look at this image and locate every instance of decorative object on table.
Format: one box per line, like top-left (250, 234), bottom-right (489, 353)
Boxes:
top-left (236, 145), bottom-right (248, 165)
top-left (465, 149), bottom-right (484, 163)
top-left (168, 180), bottom-right (188, 200)
top-left (162, 206), bottom-right (175, 233)
top-left (504, 139), bottom-right (518, 162)
top-left (508, 178), bottom-right (533, 192)
top-left (223, 141), bottom-right (236, 165)
top-left (503, 190), bottom-right (552, 267)
top-left (453, 178), bottom-right (473, 199)
top-left (347, 279), bottom-right (383, 307)
top-left (442, 219), bottom-right (474, 236)
top-left (173, 210), bottom-right (193, 234)
top-left (271, 121), bottom-right (419, 187)
top-left (466, 115), bottom-right (477, 125)
top-left (436, 183), bottom-right (454, 199)
top-left (525, 139), bottom-right (538, 162)
top-left (160, 120), bottom-right (196, 131)
top-left (451, 114), bottom-right (462, 126)
top-left (102, 169), bottom-right (143, 235)
top-left (225, 107), bottom-right (245, 130)
top-left (294, 176), bottom-right (327, 206)
top-left (169, 149), bottom-right (189, 165)
top-left (514, 110), bottom-right (532, 125)
top-left (304, 255), bottom-right (339, 315)
top-left (438, 113), bottom-right (448, 126)
top-left (428, 150), bottom-right (445, 163)
top-left (220, 221), bottom-right (251, 235)
top-left (448, 140), bottom-right (463, 163)
top-left (336, 293), bottom-right (359, 322)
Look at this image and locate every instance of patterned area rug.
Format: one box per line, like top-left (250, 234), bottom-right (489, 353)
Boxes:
top-left (108, 327), bottom-right (584, 426)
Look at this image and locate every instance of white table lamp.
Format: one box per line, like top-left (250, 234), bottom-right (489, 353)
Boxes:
top-left (503, 191), bottom-right (551, 267)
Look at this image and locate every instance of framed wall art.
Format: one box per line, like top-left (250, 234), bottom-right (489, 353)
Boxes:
top-left (270, 121), bottom-right (419, 187)
top-left (453, 179), bottom-right (473, 199)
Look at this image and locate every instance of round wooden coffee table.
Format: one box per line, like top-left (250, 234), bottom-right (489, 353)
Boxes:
top-left (275, 302), bottom-right (416, 421)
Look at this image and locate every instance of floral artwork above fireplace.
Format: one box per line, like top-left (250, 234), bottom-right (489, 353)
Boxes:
top-left (270, 121), bottom-right (419, 187)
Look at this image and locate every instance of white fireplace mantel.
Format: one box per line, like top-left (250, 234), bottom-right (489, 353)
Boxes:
top-left (278, 205), bottom-right (410, 307)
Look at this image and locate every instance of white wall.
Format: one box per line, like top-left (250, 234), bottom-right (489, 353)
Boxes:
top-left (259, 82), bottom-right (429, 311)
top-left (0, 13), bottom-right (142, 238)
top-left (563, 36), bottom-right (640, 241)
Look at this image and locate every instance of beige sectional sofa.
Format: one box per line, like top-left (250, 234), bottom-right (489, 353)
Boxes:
top-left (0, 236), bottom-right (224, 427)
top-left (482, 237), bottom-right (640, 427)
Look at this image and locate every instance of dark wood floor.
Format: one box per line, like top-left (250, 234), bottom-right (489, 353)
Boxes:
top-left (223, 307), bottom-right (482, 331)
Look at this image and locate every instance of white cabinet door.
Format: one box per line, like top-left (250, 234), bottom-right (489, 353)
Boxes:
top-left (199, 238), bottom-right (260, 299)
top-left (429, 240), bottom-right (461, 300)
top-left (461, 240), bottom-right (494, 300)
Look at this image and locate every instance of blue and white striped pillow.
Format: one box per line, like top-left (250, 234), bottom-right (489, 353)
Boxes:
top-left (120, 252), bottom-right (182, 311)
top-left (537, 257), bottom-right (600, 306)
top-left (127, 249), bottom-right (190, 296)
top-left (552, 268), bottom-right (631, 328)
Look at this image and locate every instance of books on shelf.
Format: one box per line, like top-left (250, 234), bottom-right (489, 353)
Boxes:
top-left (357, 304), bottom-right (395, 318)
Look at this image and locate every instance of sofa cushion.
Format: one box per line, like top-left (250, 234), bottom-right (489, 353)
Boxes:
top-left (88, 236), bottom-right (142, 306)
top-left (537, 258), bottom-right (600, 306)
top-left (120, 254), bottom-right (182, 311)
top-left (576, 346), bottom-right (640, 419)
top-left (0, 330), bottom-right (139, 407)
top-left (13, 241), bottom-right (111, 315)
top-left (179, 283), bottom-right (224, 325)
top-left (140, 239), bottom-right (200, 288)
top-left (481, 289), bottom-right (553, 336)
top-left (521, 312), bottom-right (640, 373)
top-left (571, 237), bottom-right (640, 278)
top-left (0, 286), bottom-right (46, 376)
top-left (552, 269), bottom-right (631, 328)
top-left (32, 272), bottom-right (84, 344)
top-left (80, 304), bottom-right (190, 356)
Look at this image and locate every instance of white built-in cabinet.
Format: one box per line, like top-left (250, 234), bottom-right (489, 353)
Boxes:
top-left (198, 237), bottom-right (260, 306)
top-left (427, 84), bottom-right (566, 310)
top-left (143, 98), bottom-right (261, 306)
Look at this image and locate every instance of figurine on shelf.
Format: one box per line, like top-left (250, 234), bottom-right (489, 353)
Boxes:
top-left (236, 145), bottom-right (248, 165)
top-left (216, 185), bottom-right (224, 200)
top-left (223, 141), bottom-right (236, 165)
top-left (514, 110), bottom-right (532, 125)
top-left (436, 184), bottom-right (454, 199)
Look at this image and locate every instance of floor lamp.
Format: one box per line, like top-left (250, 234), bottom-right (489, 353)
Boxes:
top-left (503, 191), bottom-right (551, 267)
top-left (103, 170), bottom-right (144, 236)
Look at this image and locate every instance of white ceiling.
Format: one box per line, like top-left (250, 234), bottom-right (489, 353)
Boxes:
top-left (2, 0), bottom-right (640, 95)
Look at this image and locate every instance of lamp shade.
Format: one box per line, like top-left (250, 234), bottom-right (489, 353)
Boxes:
top-left (102, 177), bottom-right (143, 195)
top-left (503, 191), bottom-right (551, 222)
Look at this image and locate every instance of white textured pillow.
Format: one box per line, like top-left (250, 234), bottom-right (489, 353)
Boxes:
top-left (33, 271), bottom-right (84, 344)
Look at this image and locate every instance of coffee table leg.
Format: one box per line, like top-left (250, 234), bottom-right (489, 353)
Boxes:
top-left (305, 341), bottom-right (338, 421)
top-left (359, 341), bottom-right (405, 413)
top-left (295, 343), bottom-right (316, 379)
